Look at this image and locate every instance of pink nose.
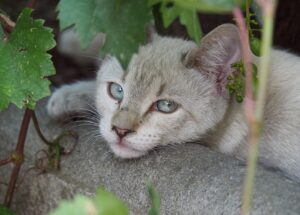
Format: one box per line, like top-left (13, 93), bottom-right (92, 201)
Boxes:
top-left (112, 126), bottom-right (134, 138)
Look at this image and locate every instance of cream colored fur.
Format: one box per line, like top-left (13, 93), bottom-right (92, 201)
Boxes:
top-left (47, 24), bottom-right (300, 181)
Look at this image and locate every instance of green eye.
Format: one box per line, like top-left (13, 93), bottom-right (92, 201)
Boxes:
top-left (108, 82), bottom-right (123, 101)
top-left (156, 100), bottom-right (178, 113)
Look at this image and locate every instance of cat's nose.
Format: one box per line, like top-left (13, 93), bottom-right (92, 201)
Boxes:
top-left (112, 126), bottom-right (134, 138)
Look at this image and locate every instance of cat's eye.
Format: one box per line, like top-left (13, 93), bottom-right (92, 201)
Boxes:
top-left (108, 82), bottom-right (124, 101)
top-left (155, 100), bottom-right (178, 113)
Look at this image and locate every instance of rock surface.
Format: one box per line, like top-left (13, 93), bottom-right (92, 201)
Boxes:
top-left (1, 99), bottom-right (300, 215)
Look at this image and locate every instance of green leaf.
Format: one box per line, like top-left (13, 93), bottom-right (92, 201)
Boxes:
top-left (0, 204), bottom-right (16, 215)
top-left (94, 188), bottom-right (129, 215)
top-left (178, 9), bottom-right (202, 44)
top-left (147, 183), bottom-right (160, 215)
top-left (148, 0), bottom-right (162, 6)
top-left (58, 0), bottom-right (153, 68)
top-left (250, 36), bottom-right (261, 56)
top-left (174, 0), bottom-right (243, 13)
top-left (49, 189), bottom-right (128, 215)
top-left (48, 195), bottom-right (97, 215)
top-left (160, 2), bottom-right (180, 28)
top-left (0, 8), bottom-right (56, 110)
top-left (0, 25), bottom-right (4, 39)
top-left (160, 3), bottom-right (202, 44)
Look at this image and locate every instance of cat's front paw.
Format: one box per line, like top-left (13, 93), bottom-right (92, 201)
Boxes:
top-left (47, 86), bottom-right (72, 119)
top-left (47, 81), bottom-right (96, 119)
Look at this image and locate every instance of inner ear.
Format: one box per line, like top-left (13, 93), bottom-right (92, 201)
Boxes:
top-left (184, 24), bottom-right (242, 74)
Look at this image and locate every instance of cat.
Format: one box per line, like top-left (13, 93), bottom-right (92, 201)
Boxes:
top-left (47, 24), bottom-right (300, 181)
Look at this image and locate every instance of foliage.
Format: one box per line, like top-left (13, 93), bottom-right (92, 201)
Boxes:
top-left (149, 0), bottom-right (243, 13)
top-left (245, 4), bottom-right (262, 56)
top-left (157, 1), bottom-right (202, 44)
top-left (0, 8), bottom-right (55, 110)
top-left (147, 183), bottom-right (160, 215)
top-left (149, 0), bottom-right (245, 44)
top-left (49, 184), bottom-right (161, 215)
top-left (58, 0), bottom-right (152, 68)
top-left (0, 25), bottom-right (4, 39)
top-left (227, 61), bottom-right (258, 103)
top-left (49, 188), bottom-right (129, 215)
top-left (0, 204), bottom-right (15, 215)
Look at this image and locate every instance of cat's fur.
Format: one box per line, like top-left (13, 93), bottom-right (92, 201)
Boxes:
top-left (47, 24), bottom-right (300, 181)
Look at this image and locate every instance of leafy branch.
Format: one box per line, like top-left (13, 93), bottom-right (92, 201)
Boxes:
top-left (0, 6), bottom-right (72, 209)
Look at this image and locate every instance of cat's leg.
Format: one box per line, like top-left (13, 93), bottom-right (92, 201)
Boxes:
top-left (47, 80), bottom-right (96, 119)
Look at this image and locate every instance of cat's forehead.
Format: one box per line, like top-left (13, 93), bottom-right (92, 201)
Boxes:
top-left (124, 37), bottom-right (197, 96)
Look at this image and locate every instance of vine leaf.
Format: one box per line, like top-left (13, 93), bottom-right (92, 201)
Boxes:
top-left (0, 25), bottom-right (4, 39)
top-left (49, 188), bottom-right (129, 215)
top-left (178, 9), bottom-right (202, 44)
top-left (94, 188), bottom-right (129, 215)
top-left (160, 2), bottom-right (202, 44)
top-left (150, 0), bottom-right (244, 43)
top-left (0, 8), bottom-right (56, 110)
top-left (48, 195), bottom-right (97, 215)
top-left (58, 0), bottom-right (153, 68)
top-left (147, 183), bottom-right (160, 215)
top-left (0, 204), bottom-right (15, 215)
top-left (173, 0), bottom-right (243, 13)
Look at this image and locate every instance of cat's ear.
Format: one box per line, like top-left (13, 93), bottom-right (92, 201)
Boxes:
top-left (182, 24), bottom-right (242, 88)
top-left (97, 56), bottom-right (124, 82)
top-left (146, 24), bottom-right (160, 43)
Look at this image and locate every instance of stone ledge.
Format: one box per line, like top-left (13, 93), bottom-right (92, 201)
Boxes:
top-left (1, 99), bottom-right (300, 215)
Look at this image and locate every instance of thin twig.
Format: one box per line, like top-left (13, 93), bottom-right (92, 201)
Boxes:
top-left (233, 8), bottom-right (254, 122)
top-left (31, 111), bottom-right (52, 145)
top-left (4, 109), bottom-right (33, 207)
top-left (0, 14), bottom-right (15, 33)
top-left (236, 0), bottom-right (277, 214)
top-left (0, 156), bottom-right (12, 166)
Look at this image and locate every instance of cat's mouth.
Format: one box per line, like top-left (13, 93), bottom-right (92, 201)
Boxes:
top-left (109, 139), bottom-right (146, 159)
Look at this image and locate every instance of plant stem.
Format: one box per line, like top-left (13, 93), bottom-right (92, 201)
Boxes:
top-left (31, 111), bottom-right (52, 145)
top-left (0, 14), bottom-right (15, 33)
top-left (233, 8), bottom-right (254, 121)
top-left (239, 0), bottom-right (277, 214)
top-left (4, 109), bottom-right (33, 207)
top-left (27, 0), bottom-right (37, 8)
top-left (0, 157), bottom-right (12, 166)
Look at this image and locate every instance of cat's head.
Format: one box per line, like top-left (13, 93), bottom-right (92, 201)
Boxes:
top-left (95, 24), bottom-right (242, 158)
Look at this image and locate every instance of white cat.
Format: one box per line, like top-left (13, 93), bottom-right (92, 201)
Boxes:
top-left (47, 24), bottom-right (300, 181)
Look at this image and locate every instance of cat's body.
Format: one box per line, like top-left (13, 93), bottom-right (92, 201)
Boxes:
top-left (48, 24), bottom-right (300, 181)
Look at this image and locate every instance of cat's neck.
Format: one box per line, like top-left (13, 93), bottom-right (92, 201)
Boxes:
top-left (204, 97), bottom-right (248, 154)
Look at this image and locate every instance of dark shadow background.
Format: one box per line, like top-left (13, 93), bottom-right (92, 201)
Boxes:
top-left (0, 0), bottom-right (298, 86)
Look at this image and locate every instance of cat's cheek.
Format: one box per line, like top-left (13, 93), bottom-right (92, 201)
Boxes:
top-left (99, 116), bottom-right (117, 143)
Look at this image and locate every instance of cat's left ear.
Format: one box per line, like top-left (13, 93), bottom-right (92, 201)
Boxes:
top-left (183, 24), bottom-right (242, 88)
top-left (146, 24), bottom-right (159, 43)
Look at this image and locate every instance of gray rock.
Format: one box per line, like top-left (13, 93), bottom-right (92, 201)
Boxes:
top-left (1, 99), bottom-right (300, 215)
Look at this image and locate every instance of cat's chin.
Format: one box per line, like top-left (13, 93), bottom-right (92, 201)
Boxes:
top-left (109, 142), bottom-right (147, 159)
